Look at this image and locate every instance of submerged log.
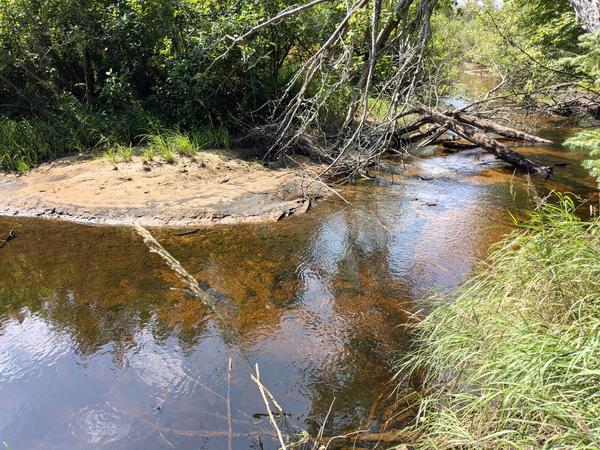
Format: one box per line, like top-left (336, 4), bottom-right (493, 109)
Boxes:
top-left (416, 107), bottom-right (553, 177)
top-left (320, 429), bottom-right (417, 447)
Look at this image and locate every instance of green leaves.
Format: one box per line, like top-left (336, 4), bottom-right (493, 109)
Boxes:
top-left (564, 128), bottom-right (600, 186)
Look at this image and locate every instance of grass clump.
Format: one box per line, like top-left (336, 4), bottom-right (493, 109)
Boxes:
top-left (141, 126), bottom-right (229, 163)
top-left (104, 143), bottom-right (134, 164)
top-left (399, 195), bottom-right (600, 449)
top-left (142, 131), bottom-right (195, 162)
top-left (191, 126), bottom-right (230, 150)
top-left (142, 147), bottom-right (156, 162)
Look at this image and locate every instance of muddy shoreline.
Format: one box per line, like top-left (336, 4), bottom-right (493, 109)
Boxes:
top-left (0, 151), bottom-right (330, 227)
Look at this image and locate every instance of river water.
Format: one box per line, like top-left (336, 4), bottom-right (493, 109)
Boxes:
top-left (0, 78), bottom-right (597, 449)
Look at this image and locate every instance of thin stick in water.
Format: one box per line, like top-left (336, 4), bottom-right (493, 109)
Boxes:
top-left (251, 364), bottom-right (287, 450)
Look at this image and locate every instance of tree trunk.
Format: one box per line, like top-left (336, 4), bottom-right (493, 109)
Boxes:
top-left (417, 107), bottom-right (553, 177)
top-left (452, 113), bottom-right (553, 144)
top-left (569, 0), bottom-right (600, 32)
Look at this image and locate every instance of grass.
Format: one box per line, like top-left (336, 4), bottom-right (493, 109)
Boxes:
top-left (0, 100), bottom-right (156, 172)
top-left (140, 127), bottom-right (230, 164)
top-left (142, 147), bottom-right (156, 162)
top-left (398, 195), bottom-right (600, 449)
top-left (0, 115), bottom-right (87, 172)
top-left (0, 97), bottom-right (230, 172)
top-left (191, 126), bottom-right (230, 150)
top-left (104, 143), bottom-right (134, 164)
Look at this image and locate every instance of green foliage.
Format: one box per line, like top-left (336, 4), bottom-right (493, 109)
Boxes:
top-left (564, 128), bottom-right (600, 185)
top-left (563, 30), bottom-right (600, 88)
top-left (399, 196), bottom-right (600, 449)
top-left (104, 143), bottom-right (134, 164)
top-left (449, 0), bottom-right (584, 91)
top-left (0, 0), bottom-right (333, 125)
top-left (0, 0), bottom-right (339, 170)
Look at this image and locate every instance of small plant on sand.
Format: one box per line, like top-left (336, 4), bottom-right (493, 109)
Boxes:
top-left (142, 133), bottom-right (175, 164)
top-left (160, 146), bottom-right (175, 164)
top-left (142, 131), bottom-right (201, 162)
top-left (170, 133), bottom-right (197, 157)
top-left (398, 195), bottom-right (600, 449)
top-left (142, 147), bottom-right (155, 162)
top-left (104, 143), bottom-right (134, 165)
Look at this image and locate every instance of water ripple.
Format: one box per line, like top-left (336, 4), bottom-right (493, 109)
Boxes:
top-left (0, 312), bottom-right (71, 383)
top-left (69, 402), bottom-right (132, 445)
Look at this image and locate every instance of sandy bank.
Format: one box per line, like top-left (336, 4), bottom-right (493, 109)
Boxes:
top-left (0, 150), bottom-right (329, 227)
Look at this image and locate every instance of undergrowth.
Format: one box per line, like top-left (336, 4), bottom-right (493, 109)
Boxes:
top-left (399, 195), bottom-right (600, 449)
top-left (564, 129), bottom-right (600, 186)
top-left (0, 108), bottom-right (231, 172)
top-left (0, 102), bottom-right (156, 172)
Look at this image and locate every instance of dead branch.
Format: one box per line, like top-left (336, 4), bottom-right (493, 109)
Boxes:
top-left (450, 112), bottom-right (553, 144)
top-left (251, 364), bottom-right (287, 449)
top-left (413, 106), bottom-right (553, 176)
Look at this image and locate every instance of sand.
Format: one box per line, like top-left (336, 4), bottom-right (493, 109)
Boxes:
top-left (0, 150), bottom-right (329, 227)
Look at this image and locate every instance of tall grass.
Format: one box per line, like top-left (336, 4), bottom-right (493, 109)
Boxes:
top-left (399, 195), bottom-right (600, 449)
top-left (0, 96), bottom-right (229, 172)
top-left (0, 102), bottom-right (157, 172)
top-left (0, 115), bottom-right (88, 172)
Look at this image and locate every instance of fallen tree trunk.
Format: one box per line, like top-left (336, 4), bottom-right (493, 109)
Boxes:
top-left (417, 107), bottom-right (553, 177)
top-left (452, 112), bottom-right (553, 144)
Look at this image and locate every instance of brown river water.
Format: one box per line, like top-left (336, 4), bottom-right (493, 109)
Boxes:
top-left (0, 76), bottom-right (597, 449)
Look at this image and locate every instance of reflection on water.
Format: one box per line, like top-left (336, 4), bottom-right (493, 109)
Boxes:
top-left (0, 125), bottom-right (596, 448)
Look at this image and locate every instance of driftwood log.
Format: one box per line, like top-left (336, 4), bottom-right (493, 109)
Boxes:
top-left (402, 107), bottom-right (554, 177)
top-left (449, 111), bottom-right (552, 144)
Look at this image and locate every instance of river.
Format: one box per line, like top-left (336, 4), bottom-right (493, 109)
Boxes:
top-left (0, 74), bottom-right (597, 449)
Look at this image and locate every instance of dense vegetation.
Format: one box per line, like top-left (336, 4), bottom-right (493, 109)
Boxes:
top-left (0, 0), bottom-right (344, 170)
top-left (400, 196), bottom-right (600, 449)
top-left (1, 0), bottom-right (599, 173)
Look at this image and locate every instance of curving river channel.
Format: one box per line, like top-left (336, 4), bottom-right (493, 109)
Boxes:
top-left (0, 76), bottom-right (597, 449)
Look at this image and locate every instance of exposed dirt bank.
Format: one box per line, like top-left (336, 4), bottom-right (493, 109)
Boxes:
top-left (0, 151), bottom-right (330, 227)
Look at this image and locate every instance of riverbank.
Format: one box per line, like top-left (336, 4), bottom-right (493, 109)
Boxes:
top-left (400, 196), bottom-right (600, 449)
top-left (0, 150), bottom-right (329, 227)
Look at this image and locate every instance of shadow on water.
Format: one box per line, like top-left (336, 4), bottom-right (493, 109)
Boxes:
top-left (0, 77), bottom-right (597, 449)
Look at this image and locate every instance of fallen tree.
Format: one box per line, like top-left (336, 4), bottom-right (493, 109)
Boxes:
top-left (411, 106), bottom-right (554, 177)
top-left (222, 0), bottom-right (557, 181)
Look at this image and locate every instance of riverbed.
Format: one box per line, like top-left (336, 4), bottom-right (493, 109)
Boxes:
top-left (0, 107), bottom-right (597, 448)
